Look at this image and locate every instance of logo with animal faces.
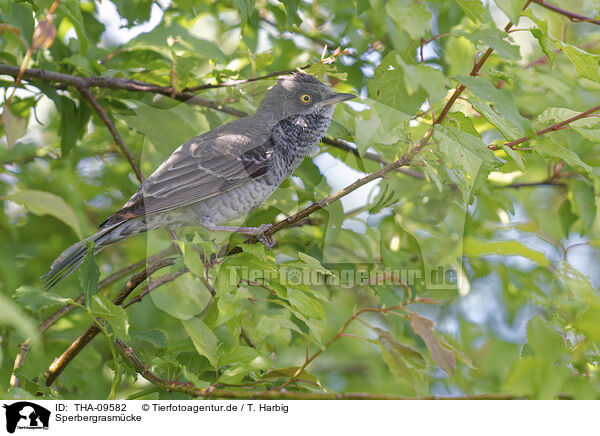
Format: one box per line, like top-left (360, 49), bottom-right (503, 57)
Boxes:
top-left (3, 402), bottom-right (50, 433)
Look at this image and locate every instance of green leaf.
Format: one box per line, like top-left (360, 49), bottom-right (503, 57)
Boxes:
top-left (90, 295), bottom-right (130, 340)
top-left (219, 346), bottom-right (264, 367)
top-left (286, 288), bottom-right (325, 319)
top-left (279, 0), bottom-right (302, 27)
top-left (571, 180), bottom-right (597, 230)
top-left (574, 306), bottom-right (600, 342)
top-left (14, 286), bottom-right (70, 311)
top-left (456, 75), bottom-right (533, 137)
top-left (535, 138), bottom-right (593, 174)
top-left (503, 358), bottom-right (570, 399)
top-left (237, 0), bottom-right (256, 25)
top-left (493, 0), bottom-right (526, 24)
top-left (375, 328), bottom-right (427, 390)
top-left (385, 0), bottom-right (432, 39)
top-left (501, 145), bottom-right (525, 171)
top-left (216, 287), bottom-right (250, 325)
top-left (433, 125), bottom-right (493, 198)
top-left (174, 0), bottom-right (204, 15)
top-left (464, 237), bottom-right (550, 265)
top-left (262, 366), bottom-right (320, 384)
top-left (296, 252), bottom-right (333, 276)
top-left (528, 14), bottom-right (557, 67)
top-left (527, 316), bottom-right (565, 361)
top-left (470, 98), bottom-right (522, 141)
top-left (402, 64), bottom-right (449, 101)
top-left (80, 241), bottom-right (99, 309)
top-left (182, 318), bottom-right (219, 368)
top-left (56, 96), bottom-right (90, 156)
top-left (456, 0), bottom-right (485, 23)
top-left (368, 53), bottom-right (428, 114)
top-left (354, 103), bottom-right (409, 155)
top-left (0, 293), bottom-right (39, 344)
top-left (409, 312), bottom-right (455, 374)
top-left (8, 189), bottom-right (82, 238)
top-left (456, 26), bottom-right (520, 60)
top-left (268, 299), bottom-right (324, 347)
top-left (130, 329), bottom-right (167, 348)
top-left (178, 241), bottom-right (206, 278)
top-left (558, 41), bottom-right (600, 84)
top-left (241, 243), bottom-right (269, 263)
top-left (115, 0), bottom-right (153, 26)
top-left (2, 105), bottom-right (27, 148)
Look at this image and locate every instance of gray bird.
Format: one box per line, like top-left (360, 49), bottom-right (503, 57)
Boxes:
top-left (43, 72), bottom-right (355, 289)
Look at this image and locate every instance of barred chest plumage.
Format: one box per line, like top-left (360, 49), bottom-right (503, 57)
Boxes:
top-left (267, 111), bottom-right (333, 185)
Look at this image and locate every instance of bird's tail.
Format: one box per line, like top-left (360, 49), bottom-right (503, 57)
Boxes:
top-left (41, 221), bottom-right (130, 290)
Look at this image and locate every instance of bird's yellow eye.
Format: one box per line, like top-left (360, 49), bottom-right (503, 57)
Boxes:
top-left (300, 94), bottom-right (311, 103)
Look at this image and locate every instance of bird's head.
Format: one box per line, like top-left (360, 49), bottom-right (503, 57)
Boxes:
top-left (257, 72), bottom-right (355, 122)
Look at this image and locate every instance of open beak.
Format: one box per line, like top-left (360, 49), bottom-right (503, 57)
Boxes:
top-left (321, 92), bottom-right (357, 106)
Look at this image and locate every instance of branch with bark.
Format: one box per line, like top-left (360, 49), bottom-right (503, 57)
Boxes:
top-left (44, 257), bottom-right (179, 385)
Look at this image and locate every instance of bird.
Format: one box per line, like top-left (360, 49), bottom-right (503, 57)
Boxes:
top-left (42, 72), bottom-right (356, 289)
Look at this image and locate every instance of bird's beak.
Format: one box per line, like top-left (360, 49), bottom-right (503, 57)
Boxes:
top-left (321, 92), bottom-right (357, 106)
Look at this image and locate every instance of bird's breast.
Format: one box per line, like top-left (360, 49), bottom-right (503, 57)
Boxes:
top-left (271, 113), bottom-right (332, 172)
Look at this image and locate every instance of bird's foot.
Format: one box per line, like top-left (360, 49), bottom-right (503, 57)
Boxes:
top-left (200, 222), bottom-right (276, 249)
top-left (251, 224), bottom-right (276, 249)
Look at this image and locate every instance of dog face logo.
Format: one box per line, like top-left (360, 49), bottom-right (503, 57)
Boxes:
top-left (3, 402), bottom-right (50, 433)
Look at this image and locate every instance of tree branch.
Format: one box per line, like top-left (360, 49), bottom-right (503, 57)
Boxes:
top-left (531, 0), bottom-right (600, 25)
top-left (0, 64), bottom-right (247, 117)
top-left (181, 66), bottom-right (309, 93)
top-left (44, 257), bottom-right (177, 386)
top-left (261, 129), bottom-right (434, 239)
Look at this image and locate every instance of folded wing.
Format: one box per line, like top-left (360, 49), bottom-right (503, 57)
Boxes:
top-left (101, 119), bottom-right (273, 226)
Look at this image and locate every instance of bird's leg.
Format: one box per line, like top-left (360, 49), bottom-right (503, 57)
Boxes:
top-left (201, 223), bottom-right (276, 249)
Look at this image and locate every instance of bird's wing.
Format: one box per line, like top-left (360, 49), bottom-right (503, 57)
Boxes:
top-left (103, 118), bottom-right (273, 225)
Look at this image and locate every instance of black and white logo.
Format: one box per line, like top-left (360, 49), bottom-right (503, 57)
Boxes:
top-left (3, 402), bottom-right (50, 434)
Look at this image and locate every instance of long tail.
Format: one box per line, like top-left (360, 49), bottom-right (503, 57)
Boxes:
top-left (42, 221), bottom-right (133, 290)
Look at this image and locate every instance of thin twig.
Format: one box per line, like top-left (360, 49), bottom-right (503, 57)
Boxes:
top-left (502, 180), bottom-right (566, 188)
top-left (493, 104), bottom-right (600, 149)
top-left (182, 66), bottom-right (310, 92)
top-left (79, 87), bottom-right (144, 183)
top-left (122, 268), bottom-right (187, 308)
top-left (532, 0), bottom-right (600, 25)
top-left (276, 305), bottom-right (407, 390)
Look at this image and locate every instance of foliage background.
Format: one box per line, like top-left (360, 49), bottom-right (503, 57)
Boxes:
top-left (1, 0), bottom-right (600, 399)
